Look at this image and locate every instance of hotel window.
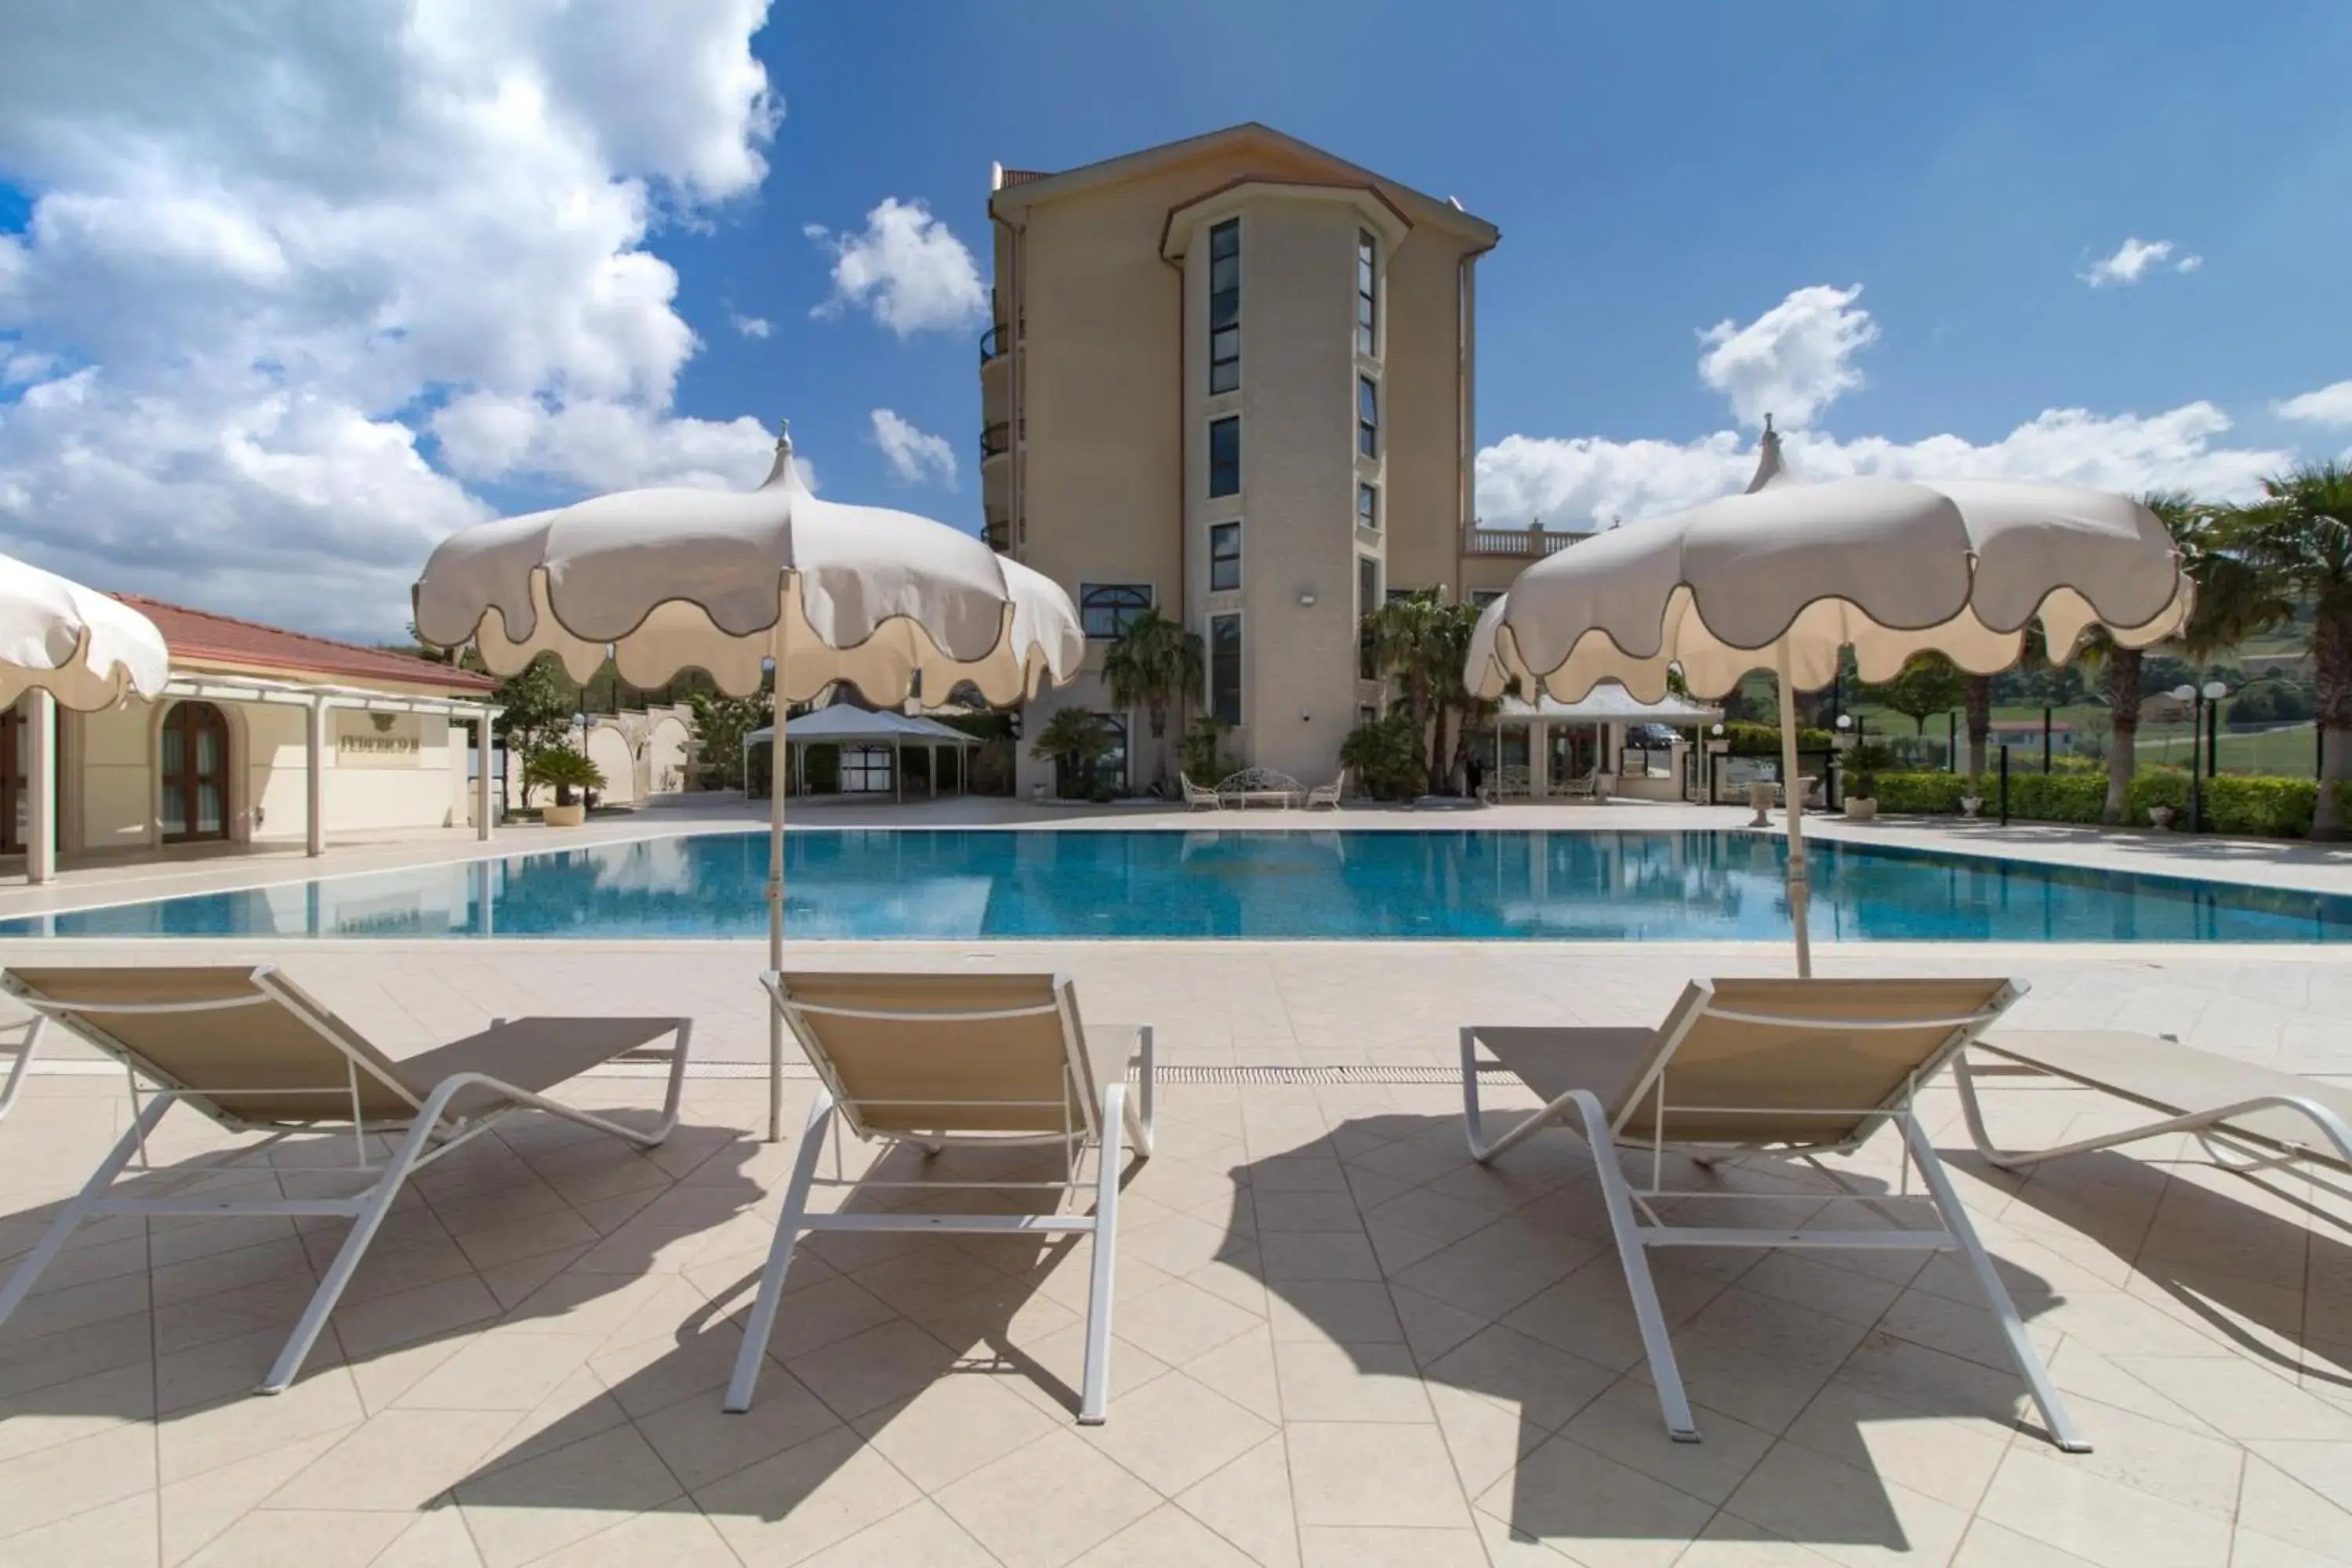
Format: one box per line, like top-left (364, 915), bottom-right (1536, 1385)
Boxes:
top-left (1209, 521), bottom-right (1242, 592)
top-left (1356, 556), bottom-right (1381, 679)
top-left (1357, 376), bottom-right (1378, 458)
top-left (1356, 230), bottom-right (1377, 356)
top-left (1079, 583), bottom-right (1152, 640)
top-left (840, 746), bottom-right (894, 795)
top-left (1471, 589), bottom-right (1504, 608)
top-left (1209, 416), bottom-right (1240, 498)
top-left (1208, 218), bottom-right (1240, 394)
top-left (1356, 482), bottom-right (1378, 532)
top-left (1210, 614), bottom-right (1243, 726)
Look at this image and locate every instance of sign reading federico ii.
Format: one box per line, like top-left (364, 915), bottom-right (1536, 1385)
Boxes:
top-left (334, 712), bottom-right (425, 769)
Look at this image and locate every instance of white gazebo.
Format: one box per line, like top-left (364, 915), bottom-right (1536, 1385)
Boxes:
top-left (1486, 684), bottom-right (1725, 800)
top-left (743, 705), bottom-right (981, 802)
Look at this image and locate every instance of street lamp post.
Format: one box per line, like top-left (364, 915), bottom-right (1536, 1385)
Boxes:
top-left (2201, 680), bottom-right (2228, 779)
top-left (2170, 684), bottom-right (2208, 832)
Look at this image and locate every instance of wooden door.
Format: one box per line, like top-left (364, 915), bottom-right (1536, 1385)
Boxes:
top-left (160, 702), bottom-right (230, 842)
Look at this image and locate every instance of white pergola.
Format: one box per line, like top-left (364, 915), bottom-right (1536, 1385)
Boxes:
top-left (743, 705), bottom-right (979, 804)
top-left (158, 673), bottom-right (504, 855)
top-left (1489, 685), bottom-right (1725, 798)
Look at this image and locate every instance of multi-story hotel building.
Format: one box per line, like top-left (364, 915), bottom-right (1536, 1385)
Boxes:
top-left (981, 124), bottom-right (1559, 796)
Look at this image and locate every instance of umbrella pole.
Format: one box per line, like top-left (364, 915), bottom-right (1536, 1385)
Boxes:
top-left (767, 619), bottom-right (789, 1142)
top-left (1775, 641), bottom-right (1813, 978)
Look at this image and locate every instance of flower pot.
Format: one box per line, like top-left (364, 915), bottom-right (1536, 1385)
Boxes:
top-left (1959, 797), bottom-right (1984, 819)
top-left (1843, 797), bottom-right (1878, 822)
top-left (543, 802), bottom-right (586, 828)
top-left (2146, 806), bottom-right (2175, 832)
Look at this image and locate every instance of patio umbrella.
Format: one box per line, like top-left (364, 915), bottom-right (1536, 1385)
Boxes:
top-left (414, 423), bottom-right (1083, 1136)
top-left (0, 551), bottom-right (171, 882)
top-left (1464, 421), bottom-right (2193, 975)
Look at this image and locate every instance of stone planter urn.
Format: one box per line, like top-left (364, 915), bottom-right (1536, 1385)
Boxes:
top-left (543, 802), bottom-right (586, 828)
top-left (2147, 805), bottom-right (2176, 832)
top-left (1960, 796), bottom-right (1984, 819)
top-left (1746, 780), bottom-right (1776, 827)
top-left (1843, 797), bottom-right (1878, 822)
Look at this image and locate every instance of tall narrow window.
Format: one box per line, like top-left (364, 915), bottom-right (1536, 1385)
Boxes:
top-left (1356, 482), bottom-right (1378, 533)
top-left (1210, 614), bottom-right (1243, 726)
top-left (1209, 521), bottom-right (1242, 592)
top-left (1208, 218), bottom-right (1240, 394)
top-left (1209, 416), bottom-right (1240, 497)
top-left (1357, 376), bottom-right (1378, 458)
top-left (1356, 230), bottom-right (1377, 356)
top-left (1356, 556), bottom-right (1381, 679)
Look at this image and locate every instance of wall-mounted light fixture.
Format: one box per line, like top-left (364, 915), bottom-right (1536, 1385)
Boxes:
top-left (1297, 591), bottom-right (1317, 607)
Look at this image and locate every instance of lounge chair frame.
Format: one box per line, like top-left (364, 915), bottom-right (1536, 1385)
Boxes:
top-left (726, 972), bottom-right (1155, 1424)
top-left (0, 965), bottom-right (691, 1394)
top-left (1460, 978), bottom-right (2089, 1454)
top-left (1180, 773), bottom-right (1224, 811)
top-left (1954, 1031), bottom-right (2352, 1178)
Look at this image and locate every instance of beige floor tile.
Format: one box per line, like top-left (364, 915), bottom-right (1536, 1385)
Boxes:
top-left (523, 1501), bottom-right (743, 1567)
top-left (1183, 1325), bottom-right (1284, 1424)
top-left (157, 1432), bottom-right (345, 1566)
top-left (0, 1359), bottom-right (154, 1465)
top-left (851, 1372), bottom-right (1058, 1492)
top-left (265, 1408), bottom-right (523, 1511)
top-left (1563, 1377), bottom-right (1774, 1507)
top-left (1948, 1518), bottom-right (2100, 1567)
top-left (154, 1366), bottom-right (368, 1486)
top-left (1002, 1321), bottom-right (1175, 1422)
top-left (1475, 1433), bottom-right (1712, 1568)
top-left (1274, 1341), bottom-right (1431, 1424)
top-left (1976, 1444), bottom-right (2234, 1568)
top-left (934, 1428), bottom-right (1161, 1568)
top-left (786, 1319), bottom-right (960, 1422)
top-left (634, 1367), bottom-right (842, 1492)
top-left (697, 1428), bottom-right (924, 1567)
top-left (0, 1420), bottom-right (158, 1539)
top-left (1669, 1514), bottom-right (1843, 1565)
top-left (2114, 1356), bottom-right (2352, 1443)
top-left (1073, 1502), bottom-right (1262, 1566)
top-left (0, 1492), bottom-right (159, 1568)
top-left (1425, 1323), bottom-right (1614, 1433)
top-left (1722, 1439), bottom-right (1972, 1568)
top-left (1173, 1436), bottom-right (1299, 1568)
top-left (329, 1273), bottom-right (501, 1361)
top-left (182, 1508), bottom-right (412, 1567)
top-left (453, 1425), bottom-right (686, 1568)
top-left (1258, 1230), bottom-right (1383, 1283)
top-left (2226, 1527), bottom-right (2352, 1568)
top-left (1078, 1370), bottom-right (1276, 1496)
top-left (1298, 1523), bottom-right (1487, 1566)
top-left (1112, 1277), bottom-right (1263, 1367)
top-left (1289, 1421), bottom-right (1470, 1530)
top-left (1737, 1251), bottom-right (1907, 1330)
top-left (794, 1498), bottom-right (1000, 1567)
top-left (1264, 1280), bottom-right (1403, 1345)
top-left (2231, 1455), bottom-right (2352, 1564)
top-left (393, 1330), bottom-right (604, 1412)
top-left (1780, 1380), bottom-right (2011, 1513)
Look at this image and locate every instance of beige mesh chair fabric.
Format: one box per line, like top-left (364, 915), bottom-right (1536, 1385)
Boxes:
top-left (1958, 1029), bottom-right (2352, 1177)
top-left (728, 971), bottom-right (1155, 1425)
top-left (0, 964), bottom-right (691, 1396)
top-left (1459, 976), bottom-right (2088, 1454)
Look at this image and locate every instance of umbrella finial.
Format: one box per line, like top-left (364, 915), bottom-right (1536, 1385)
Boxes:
top-left (760, 419), bottom-right (802, 490)
top-left (1744, 413), bottom-right (1789, 494)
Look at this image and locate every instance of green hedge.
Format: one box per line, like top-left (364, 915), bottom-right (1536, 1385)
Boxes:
top-left (1721, 721), bottom-right (1836, 757)
top-left (1867, 769), bottom-right (2352, 838)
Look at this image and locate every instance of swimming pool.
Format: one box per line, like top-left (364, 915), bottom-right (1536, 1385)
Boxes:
top-left (5, 829), bottom-right (2347, 943)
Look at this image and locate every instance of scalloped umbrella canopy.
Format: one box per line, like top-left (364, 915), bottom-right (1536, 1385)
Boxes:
top-left (1465, 426), bottom-right (2194, 976)
top-left (0, 552), bottom-right (170, 710)
top-left (413, 429), bottom-right (1082, 704)
top-left (412, 424), bottom-right (1084, 1138)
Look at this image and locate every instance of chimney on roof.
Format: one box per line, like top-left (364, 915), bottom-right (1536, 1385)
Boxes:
top-left (989, 161), bottom-right (1004, 193)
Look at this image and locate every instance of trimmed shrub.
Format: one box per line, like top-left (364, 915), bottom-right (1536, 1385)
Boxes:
top-left (1871, 773), bottom-right (1970, 815)
top-left (1721, 721), bottom-right (1835, 757)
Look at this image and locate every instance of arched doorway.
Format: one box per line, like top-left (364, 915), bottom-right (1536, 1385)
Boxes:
top-left (159, 701), bottom-right (230, 843)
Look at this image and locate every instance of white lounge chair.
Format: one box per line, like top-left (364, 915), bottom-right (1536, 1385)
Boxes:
top-left (1181, 772), bottom-right (1223, 811)
top-left (1305, 771), bottom-right (1346, 810)
top-left (727, 971), bottom-right (1155, 1423)
top-left (1559, 769), bottom-right (1600, 799)
top-left (1459, 976), bottom-right (2089, 1453)
top-left (1957, 1029), bottom-right (2352, 1177)
top-left (0, 964), bottom-right (691, 1392)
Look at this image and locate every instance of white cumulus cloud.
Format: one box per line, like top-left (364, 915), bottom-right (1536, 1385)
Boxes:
top-left (2079, 237), bottom-right (2201, 287)
top-left (729, 309), bottom-right (772, 339)
top-left (2275, 379), bottom-right (2352, 429)
top-left (1697, 284), bottom-right (1878, 430)
top-left (0, 0), bottom-right (781, 637)
top-left (806, 198), bottom-right (988, 337)
top-left (869, 408), bottom-right (956, 488)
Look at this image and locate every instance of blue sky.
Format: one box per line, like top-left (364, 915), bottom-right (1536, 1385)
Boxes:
top-left (2, 1), bottom-right (2349, 635)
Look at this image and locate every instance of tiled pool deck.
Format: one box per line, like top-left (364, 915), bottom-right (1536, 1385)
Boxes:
top-left (2, 802), bottom-right (2348, 1565)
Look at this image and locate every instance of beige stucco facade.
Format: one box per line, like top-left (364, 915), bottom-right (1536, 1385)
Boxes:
top-left (984, 125), bottom-right (1499, 795)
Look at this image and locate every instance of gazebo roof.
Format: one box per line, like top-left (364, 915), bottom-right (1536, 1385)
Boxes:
top-left (746, 706), bottom-right (977, 746)
top-left (1494, 684), bottom-right (1722, 724)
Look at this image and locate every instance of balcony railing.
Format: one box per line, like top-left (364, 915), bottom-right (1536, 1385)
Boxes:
top-left (983, 514), bottom-right (1011, 551)
top-left (980, 323), bottom-right (1007, 365)
top-left (980, 422), bottom-right (1011, 460)
top-left (1462, 523), bottom-right (1591, 558)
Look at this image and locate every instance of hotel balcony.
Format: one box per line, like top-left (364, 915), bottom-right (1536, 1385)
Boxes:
top-left (980, 418), bottom-right (1021, 463)
top-left (1461, 521), bottom-right (1591, 558)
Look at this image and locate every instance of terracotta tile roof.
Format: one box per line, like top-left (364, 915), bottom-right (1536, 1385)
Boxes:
top-left (111, 594), bottom-right (498, 695)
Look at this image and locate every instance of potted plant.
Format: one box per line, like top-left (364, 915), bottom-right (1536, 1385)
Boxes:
top-left (525, 745), bottom-right (606, 827)
top-left (2146, 804), bottom-right (2176, 831)
top-left (1960, 793), bottom-right (1984, 818)
top-left (1028, 709), bottom-right (1115, 801)
top-left (1842, 742), bottom-right (1892, 822)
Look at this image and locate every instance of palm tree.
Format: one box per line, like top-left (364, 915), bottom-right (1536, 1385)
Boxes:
top-left (2203, 461), bottom-right (2352, 838)
top-left (1029, 708), bottom-right (1115, 800)
top-left (2080, 491), bottom-right (2215, 822)
top-left (1365, 591), bottom-right (1453, 794)
top-left (1962, 674), bottom-right (1993, 779)
top-left (1099, 608), bottom-right (1203, 787)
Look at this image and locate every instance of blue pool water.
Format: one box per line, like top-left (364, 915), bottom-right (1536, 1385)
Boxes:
top-left (4, 830), bottom-right (2347, 943)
